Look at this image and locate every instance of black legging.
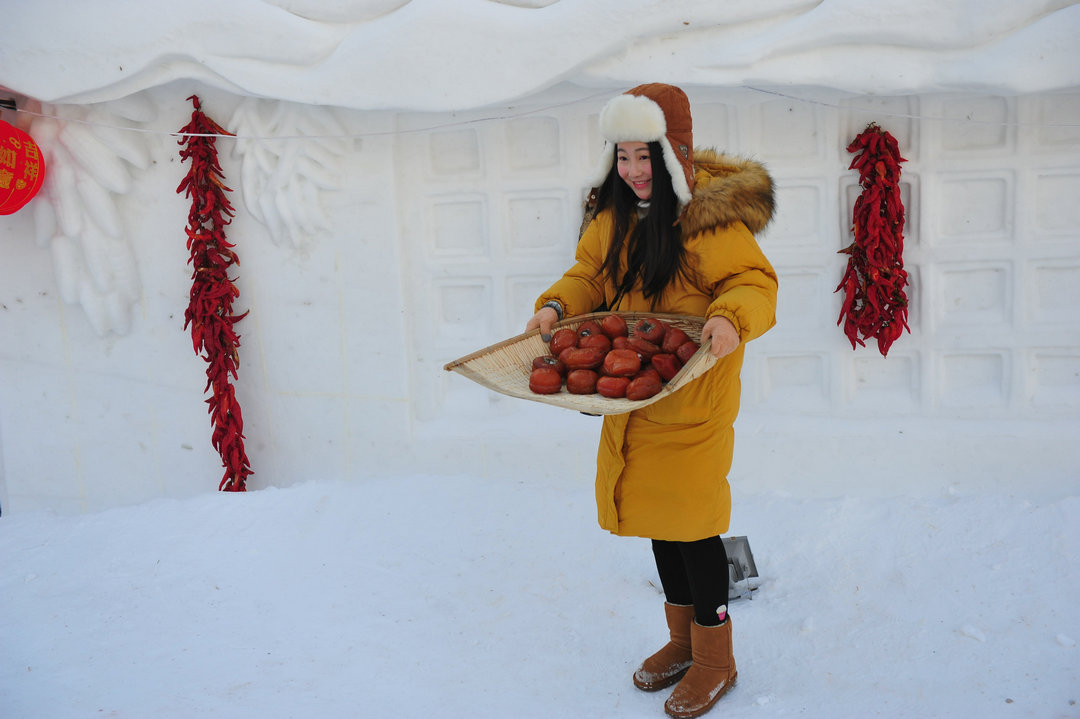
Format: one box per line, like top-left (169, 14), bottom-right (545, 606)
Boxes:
top-left (651, 536), bottom-right (730, 626)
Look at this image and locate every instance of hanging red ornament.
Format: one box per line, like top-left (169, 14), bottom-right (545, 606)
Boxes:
top-left (0, 119), bottom-right (46, 215)
top-left (176, 95), bottom-right (252, 492)
top-left (836, 123), bottom-right (909, 357)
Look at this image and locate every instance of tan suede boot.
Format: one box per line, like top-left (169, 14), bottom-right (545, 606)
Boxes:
top-left (664, 619), bottom-right (737, 718)
top-left (633, 602), bottom-right (695, 691)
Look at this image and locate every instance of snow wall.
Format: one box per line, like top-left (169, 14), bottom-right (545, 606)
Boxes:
top-left (1, 83), bottom-right (1079, 513)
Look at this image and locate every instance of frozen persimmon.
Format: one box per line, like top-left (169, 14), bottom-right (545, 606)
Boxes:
top-left (634, 366), bottom-right (662, 385)
top-left (579, 333), bottom-right (612, 353)
top-left (602, 348), bottom-right (641, 377)
top-left (600, 313), bottom-right (629, 338)
top-left (626, 335), bottom-right (661, 362)
top-left (651, 353), bottom-right (682, 382)
top-left (676, 340), bottom-right (699, 364)
top-left (549, 328), bottom-right (578, 356)
top-left (625, 373), bottom-right (662, 401)
top-left (576, 320), bottom-right (604, 339)
top-left (596, 375), bottom-right (630, 398)
top-left (529, 367), bottom-right (563, 394)
top-left (566, 369), bottom-right (599, 394)
top-left (633, 318), bottom-right (667, 344)
top-left (661, 326), bottom-right (692, 354)
top-left (532, 354), bottom-right (567, 376)
top-left (562, 347), bottom-right (605, 370)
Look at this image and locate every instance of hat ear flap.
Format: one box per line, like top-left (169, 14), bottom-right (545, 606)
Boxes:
top-left (658, 137), bottom-right (693, 207)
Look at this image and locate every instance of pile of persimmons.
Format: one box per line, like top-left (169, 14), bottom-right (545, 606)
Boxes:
top-left (529, 315), bottom-right (700, 401)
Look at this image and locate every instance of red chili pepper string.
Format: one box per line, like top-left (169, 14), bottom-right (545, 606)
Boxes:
top-left (836, 123), bottom-right (910, 357)
top-left (177, 95), bottom-right (252, 492)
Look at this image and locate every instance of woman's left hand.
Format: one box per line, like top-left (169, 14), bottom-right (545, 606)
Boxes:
top-left (701, 316), bottom-right (740, 358)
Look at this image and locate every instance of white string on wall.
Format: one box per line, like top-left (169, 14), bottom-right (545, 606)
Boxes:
top-left (7, 86), bottom-right (1079, 142)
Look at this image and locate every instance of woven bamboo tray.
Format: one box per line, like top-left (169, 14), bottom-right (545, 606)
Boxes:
top-left (444, 312), bottom-right (717, 415)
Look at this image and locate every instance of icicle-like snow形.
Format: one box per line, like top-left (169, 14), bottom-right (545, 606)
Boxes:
top-left (230, 98), bottom-right (348, 249)
top-left (29, 101), bottom-right (154, 336)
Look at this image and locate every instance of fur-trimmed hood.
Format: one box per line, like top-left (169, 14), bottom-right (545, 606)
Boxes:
top-left (681, 148), bottom-right (775, 237)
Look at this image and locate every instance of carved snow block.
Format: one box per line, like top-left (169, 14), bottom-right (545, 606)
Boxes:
top-left (937, 351), bottom-right (1009, 409)
top-left (752, 100), bottom-right (826, 163)
top-left (430, 196), bottom-right (488, 256)
top-left (1028, 351), bottom-right (1080, 410)
top-left (504, 116), bottom-right (561, 171)
top-left (1032, 92), bottom-right (1080, 149)
top-left (435, 279), bottom-right (492, 342)
top-left (505, 193), bottom-right (567, 253)
top-left (1033, 172), bottom-right (1080, 238)
top-left (935, 173), bottom-right (1013, 242)
top-left (429, 128), bottom-right (482, 176)
top-left (934, 262), bottom-right (1012, 329)
top-left (1028, 262), bottom-right (1080, 325)
top-left (847, 353), bottom-right (920, 413)
top-left (775, 269), bottom-right (832, 330)
top-left (760, 353), bottom-right (830, 410)
top-left (770, 179), bottom-right (832, 250)
top-left (691, 102), bottom-right (734, 151)
top-left (937, 96), bottom-right (1013, 154)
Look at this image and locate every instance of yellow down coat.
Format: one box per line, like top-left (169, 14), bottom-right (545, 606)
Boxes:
top-left (536, 150), bottom-right (778, 541)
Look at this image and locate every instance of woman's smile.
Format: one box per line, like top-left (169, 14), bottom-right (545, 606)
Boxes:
top-left (617, 141), bottom-right (654, 200)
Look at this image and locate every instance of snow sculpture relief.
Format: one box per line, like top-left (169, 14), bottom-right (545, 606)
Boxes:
top-left (29, 99), bottom-right (155, 336)
top-left (230, 99), bottom-right (349, 249)
top-left (6, 1), bottom-right (1077, 112)
top-left (261, 0), bottom-right (410, 22)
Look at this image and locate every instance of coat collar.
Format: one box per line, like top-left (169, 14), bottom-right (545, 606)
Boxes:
top-left (681, 148), bottom-right (775, 236)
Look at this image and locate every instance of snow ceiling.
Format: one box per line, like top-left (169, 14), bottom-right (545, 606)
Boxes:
top-left (3, 0), bottom-right (1079, 110)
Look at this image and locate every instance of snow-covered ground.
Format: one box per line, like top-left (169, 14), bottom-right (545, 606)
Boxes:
top-left (2, 472), bottom-right (1077, 718)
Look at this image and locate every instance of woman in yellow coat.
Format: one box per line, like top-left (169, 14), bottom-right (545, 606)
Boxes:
top-left (526, 84), bottom-right (777, 719)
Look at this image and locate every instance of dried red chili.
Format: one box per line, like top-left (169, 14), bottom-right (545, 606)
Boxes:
top-left (177, 95), bottom-right (252, 491)
top-left (836, 123), bottom-right (909, 357)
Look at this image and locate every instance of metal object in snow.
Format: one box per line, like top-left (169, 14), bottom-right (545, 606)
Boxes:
top-left (724, 535), bottom-right (758, 599)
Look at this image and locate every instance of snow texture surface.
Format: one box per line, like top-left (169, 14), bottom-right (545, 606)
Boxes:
top-left (1, 475), bottom-right (1077, 718)
top-left (2, 1), bottom-right (1079, 109)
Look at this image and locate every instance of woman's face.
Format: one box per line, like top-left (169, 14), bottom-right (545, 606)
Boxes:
top-left (616, 142), bottom-right (652, 201)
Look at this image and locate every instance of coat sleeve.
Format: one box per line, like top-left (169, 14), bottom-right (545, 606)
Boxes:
top-left (699, 222), bottom-right (778, 343)
top-left (534, 214), bottom-right (609, 317)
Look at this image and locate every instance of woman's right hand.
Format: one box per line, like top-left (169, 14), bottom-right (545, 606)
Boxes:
top-left (525, 306), bottom-right (559, 342)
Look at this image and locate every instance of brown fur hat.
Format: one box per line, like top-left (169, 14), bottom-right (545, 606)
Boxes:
top-left (588, 83), bottom-right (695, 208)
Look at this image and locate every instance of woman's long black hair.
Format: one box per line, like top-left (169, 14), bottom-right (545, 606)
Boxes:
top-left (594, 141), bottom-right (693, 308)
